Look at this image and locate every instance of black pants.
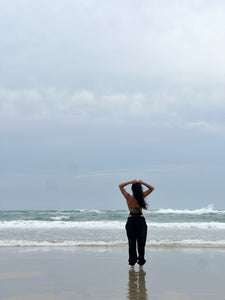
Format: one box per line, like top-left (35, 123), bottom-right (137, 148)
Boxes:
top-left (125, 213), bottom-right (147, 266)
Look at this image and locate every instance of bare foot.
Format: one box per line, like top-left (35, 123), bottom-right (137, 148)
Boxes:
top-left (139, 265), bottom-right (143, 270)
top-left (130, 265), bottom-right (135, 271)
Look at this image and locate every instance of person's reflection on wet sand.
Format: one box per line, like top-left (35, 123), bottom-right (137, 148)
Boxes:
top-left (127, 269), bottom-right (148, 300)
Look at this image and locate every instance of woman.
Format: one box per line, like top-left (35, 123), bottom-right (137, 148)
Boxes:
top-left (119, 179), bottom-right (154, 269)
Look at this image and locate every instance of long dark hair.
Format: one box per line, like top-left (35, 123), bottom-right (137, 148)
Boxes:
top-left (132, 182), bottom-right (147, 209)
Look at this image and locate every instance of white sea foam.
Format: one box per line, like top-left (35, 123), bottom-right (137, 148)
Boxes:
top-left (0, 240), bottom-right (126, 247)
top-left (150, 222), bottom-right (225, 230)
top-left (51, 216), bottom-right (70, 220)
top-left (1, 239), bottom-right (225, 247)
top-left (0, 220), bottom-right (124, 230)
top-left (148, 239), bottom-right (225, 246)
top-left (155, 204), bottom-right (223, 215)
top-left (1, 220), bottom-right (225, 230)
top-left (79, 209), bottom-right (103, 213)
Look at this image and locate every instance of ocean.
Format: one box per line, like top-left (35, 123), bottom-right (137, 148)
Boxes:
top-left (0, 205), bottom-right (225, 247)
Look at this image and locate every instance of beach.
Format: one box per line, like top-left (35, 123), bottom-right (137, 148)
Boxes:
top-left (0, 246), bottom-right (225, 300)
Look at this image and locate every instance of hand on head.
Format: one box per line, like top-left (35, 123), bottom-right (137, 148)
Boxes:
top-left (131, 180), bottom-right (144, 185)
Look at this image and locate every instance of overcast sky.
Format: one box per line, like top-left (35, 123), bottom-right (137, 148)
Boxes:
top-left (0, 0), bottom-right (225, 210)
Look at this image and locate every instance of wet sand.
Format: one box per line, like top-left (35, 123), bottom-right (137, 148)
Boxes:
top-left (0, 246), bottom-right (225, 300)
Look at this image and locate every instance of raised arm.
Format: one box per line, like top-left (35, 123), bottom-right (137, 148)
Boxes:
top-left (119, 180), bottom-right (137, 198)
top-left (139, 180), bottom-right (154, 198)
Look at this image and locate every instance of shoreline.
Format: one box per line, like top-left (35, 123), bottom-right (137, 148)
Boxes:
top-left (1, 246), bottom-right (225, 299)
top-left (1, 244), bottom-right (225, 249)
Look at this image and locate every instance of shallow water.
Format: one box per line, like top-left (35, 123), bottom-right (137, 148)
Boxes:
top-left (1, 206), bottom-right (225, 247)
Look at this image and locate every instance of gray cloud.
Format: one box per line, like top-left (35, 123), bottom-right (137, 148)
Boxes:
top-left (0, 88), bottom-right (225, 136)
top-left (1, 0), bottom-right (225, 209)
top-left (1, 0), bottom-right (225, 90)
